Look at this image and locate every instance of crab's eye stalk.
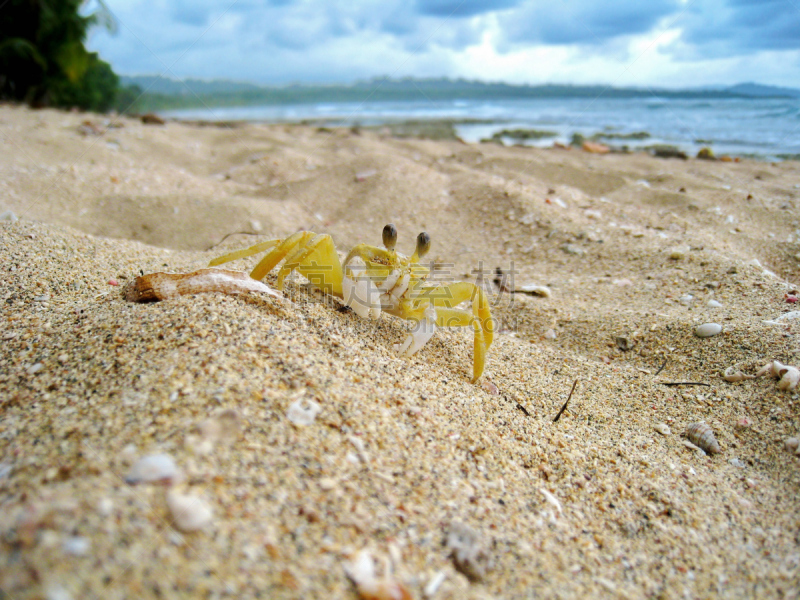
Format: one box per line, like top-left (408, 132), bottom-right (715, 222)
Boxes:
top-left (415, 231), bottom-right (431, 259)
top-left (382, 223), bottom-right (398, 251)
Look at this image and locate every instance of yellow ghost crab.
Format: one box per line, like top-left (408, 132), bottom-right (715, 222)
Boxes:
top-left (209, 224), bottom-right (495, 383)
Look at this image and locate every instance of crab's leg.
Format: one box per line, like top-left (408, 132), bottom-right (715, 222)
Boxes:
top-left (421, 282), bottom-right (493, 382)
top-left (275, 233), bottom-right (344, 297)
top-left (249, 231), bottom-right (317, 282)
top-left (434, 307), bottom-right (488, 383)
top-left (419, 282), bottom-right (494, 350)
top-left (209, 239), bottom-right (282, 267)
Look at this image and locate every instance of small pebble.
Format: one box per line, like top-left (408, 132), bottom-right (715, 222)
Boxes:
top-left (0, 210), bottom-right (18, 222)
top-left (785, 437), bottom-right (800, 453)
top-left (544, 328), bottom-right (557, 340)
top-left (654, 423), bottom-right (671, 436)
top-left (679, 294), bottom-right (694, 305)
top-left (107, 279), bottom-right (119, 286)
top-left (561, 243), bottom-right (585, 256)
top-left (27, 362), bottom-right (44, 375)
top-left (125, 453), bottom-right (181, 484)
top-left (695, 323), bottom-right (722, 338)
top-left (286, 398), bottom-right (321, 426)
top-left (728, 458), bottom-right (746, 468)
top-left (669, 246), bottom-right (689, 260)
top-left (167, 489), bottom-right (213, 532)
top-left (62, 536), bottom-right (90, 556)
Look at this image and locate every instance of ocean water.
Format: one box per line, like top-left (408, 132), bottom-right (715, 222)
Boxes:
top-left (165, 96), bottom-right (800, 160)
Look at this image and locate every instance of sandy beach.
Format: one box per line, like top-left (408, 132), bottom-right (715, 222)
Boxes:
top-left (1, 104), bottom-right (800, 599)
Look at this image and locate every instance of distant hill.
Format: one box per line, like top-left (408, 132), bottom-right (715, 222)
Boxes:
top-left (117, 75), bottom-right (800, 113)
top-left (726, 82), bottom-right (800, 98)
top-left (120, 75), bottom-right (263, 95)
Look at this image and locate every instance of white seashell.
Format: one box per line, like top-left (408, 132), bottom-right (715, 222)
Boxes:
top-left (723, 366), bottom-right (755, 383)
top-left (707, 299), bottom-right (723, 308)
top-left (517, 285), bottom-right (551, 297)
top-left (286, 398), bottom-right (321, 426)
top-left (167, 489), bottom-right (213, 532)
top-left (777, 366), bottom-right (800, 390)
top-left (784, 437), bottom-right (800, 453)
top-left (685, 422), bottom-right (721, 455)
top-left (125, 453), bottom-right (181, 485)
top-left (654, 423), bottom-right (671, 436)
top-left (694, 323), bottom-right (722, 338)
top-left (756, 360), bottom-right (785, 378)
top-left (344, 550), bottom-right (413, 600)
top-left (679, 294), bottom-right (694, 305)
top-left (544, 328), bottom-right (557, 340)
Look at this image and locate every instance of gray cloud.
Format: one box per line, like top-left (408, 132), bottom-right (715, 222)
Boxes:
top-left (414, 0), bottom-right (521, 17)
top-left (499, 0), bottom-right (681, 46)
top-left (675, 0), bottom-right (800, 55)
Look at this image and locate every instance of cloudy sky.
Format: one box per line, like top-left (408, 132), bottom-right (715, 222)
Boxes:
top-left (86, 0), bottom-right (800, 88)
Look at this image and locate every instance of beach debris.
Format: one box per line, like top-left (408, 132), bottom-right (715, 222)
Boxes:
top-left (286, 397), bottom-right (321, 426)
top-left (539, 488), bottom-right (563, 517)
top-left (685, 422), bottom-right (721, 455)
top-left (446, 522), bottom-right (492, 581)
top-left (762, 311), bottom-right (800, 325)
top-left (186, 409), bottom-right (243, 454)
top-left (723, 366), bottom-right (755, 383)
top-left (553, 379), bottom-right (578, 422)
top-left (125, 453), bottom-right (182, 485)
top-left (141, 113), bottom-right (165, 125)
top-left (424, 571), bottom-right (447, 598)
top-left (694, 323), bottom-right (722, 338)
top-left (615, 336), bottom-right (634, 351)
top-left (124, 268), bottom-right (280, 303)
top-left (756, 360), bottom-right (800, 390)
top-left (355, 169), bottom-right (378, 182)
top-left (651, 145), bottom-right (688, 160)
top-left (166, 489), bottom-right (213, 532)
top-left (0, 210), bottom-right (19, 222)
top-left (581, 141), bottom-right (610, 154)
top-left (209, 224), bottom-right (495, 383)
top-left (696, 147), bottom-right (716, 160)
top-left (654, 423), bottom-right (671, 436)
top-left (784, 437), bottom-right (800, 455)
top-left (343, 549), bottom-right (413, 600)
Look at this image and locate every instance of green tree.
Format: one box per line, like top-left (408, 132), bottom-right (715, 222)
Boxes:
top-left (0, 0), bottom-right (118, 111)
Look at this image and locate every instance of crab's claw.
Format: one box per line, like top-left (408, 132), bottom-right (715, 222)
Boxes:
top-left (395, 306), bottom-right (437, 357)
top-left (342, 256), bottom-right (381, 319)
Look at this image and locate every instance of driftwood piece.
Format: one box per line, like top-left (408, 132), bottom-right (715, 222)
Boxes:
top-left (124, 269), bottom-right (280, 303)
